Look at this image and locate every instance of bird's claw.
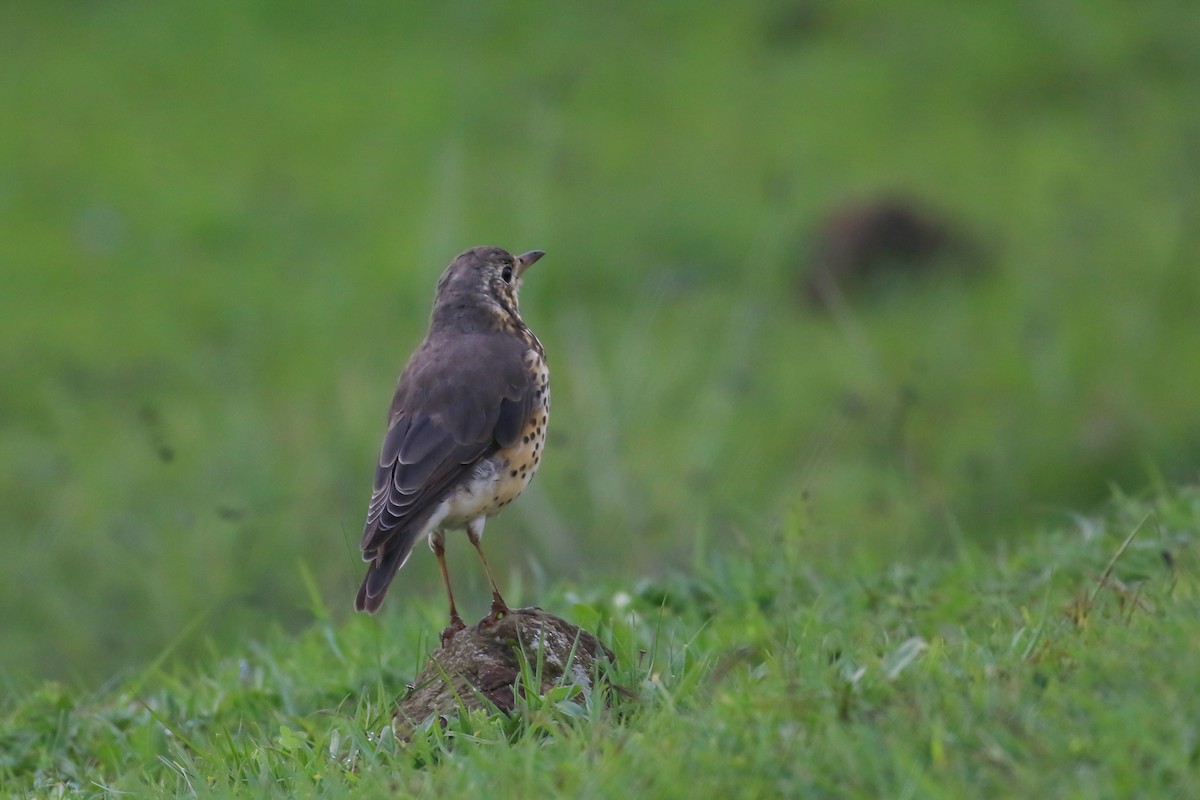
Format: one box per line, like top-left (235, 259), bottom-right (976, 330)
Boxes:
top-left (440, 615), bottom-right (467, 647)
top-left (479, 598), bottom-right (511, 627)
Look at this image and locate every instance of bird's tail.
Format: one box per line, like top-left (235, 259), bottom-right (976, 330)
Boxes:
top-left (354, 539), bottom-right (415, 613)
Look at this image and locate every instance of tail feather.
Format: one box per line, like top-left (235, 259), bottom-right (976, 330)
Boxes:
top-left (354, 538), bottom-right (416, 613)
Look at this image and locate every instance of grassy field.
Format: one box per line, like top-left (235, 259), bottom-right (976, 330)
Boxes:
top-left (2, 0), bottom-right (1199, 791)
top-left (3, 487), bottom-right (1197, 797)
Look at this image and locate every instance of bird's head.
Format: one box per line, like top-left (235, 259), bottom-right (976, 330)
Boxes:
top-left (432, 246), bottom-right (545, 329)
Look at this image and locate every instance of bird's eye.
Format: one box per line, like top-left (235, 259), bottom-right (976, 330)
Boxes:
top-left (501, 264), bottom-right (514, 283)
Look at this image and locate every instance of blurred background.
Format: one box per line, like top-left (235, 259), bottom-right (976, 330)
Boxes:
top-left (2, 0), bottom-right (1198, 687)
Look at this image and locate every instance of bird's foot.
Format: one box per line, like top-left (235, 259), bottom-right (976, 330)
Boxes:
top-left (479, 597), bottom-right (511, 627)
top-left (440, 614), bottom-right (467, 647)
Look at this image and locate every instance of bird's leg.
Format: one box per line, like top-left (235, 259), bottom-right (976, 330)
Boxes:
top-left (467, 518), bottom-right (510, 625)
top-left (430, 532), bottom-right (466, 646)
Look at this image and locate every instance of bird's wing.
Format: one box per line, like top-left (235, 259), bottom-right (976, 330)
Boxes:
top-left (360, 333), bottom-right (534, 557)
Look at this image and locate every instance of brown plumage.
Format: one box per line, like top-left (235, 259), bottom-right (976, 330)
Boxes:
top-left (355, 246), bottom-right (549, 644)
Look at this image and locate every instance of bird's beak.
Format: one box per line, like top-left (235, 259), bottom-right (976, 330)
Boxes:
top-left (514, 250), bottom-right (545, 277)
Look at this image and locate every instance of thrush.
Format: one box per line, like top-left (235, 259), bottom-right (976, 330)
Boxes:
top-left (354, 246), bottom-right (550, 645)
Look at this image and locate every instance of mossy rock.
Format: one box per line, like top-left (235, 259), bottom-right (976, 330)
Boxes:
top-left (393, 607), bottom-right (616, 736)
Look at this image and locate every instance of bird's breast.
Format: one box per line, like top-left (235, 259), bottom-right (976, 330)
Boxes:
top-left (442, 349), bottom-right (549, 524)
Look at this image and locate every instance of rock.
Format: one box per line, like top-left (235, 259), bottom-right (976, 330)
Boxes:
top-left (392, 607), bottom-right (616, 737)
top-left (800, 196), bottom-right (986, 310)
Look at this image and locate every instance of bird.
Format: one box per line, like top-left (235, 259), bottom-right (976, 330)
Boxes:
top-left (354, 246), bottom-right (550, 646)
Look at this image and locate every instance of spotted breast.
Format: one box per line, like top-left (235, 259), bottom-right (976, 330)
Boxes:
top-left (441, 346), bottom-right (549, 520)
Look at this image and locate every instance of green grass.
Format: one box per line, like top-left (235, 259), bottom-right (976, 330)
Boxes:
top-left (2, 4), bottom-right (1200, 793)
top-left (3, 486), bottom-right (1197, 797)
